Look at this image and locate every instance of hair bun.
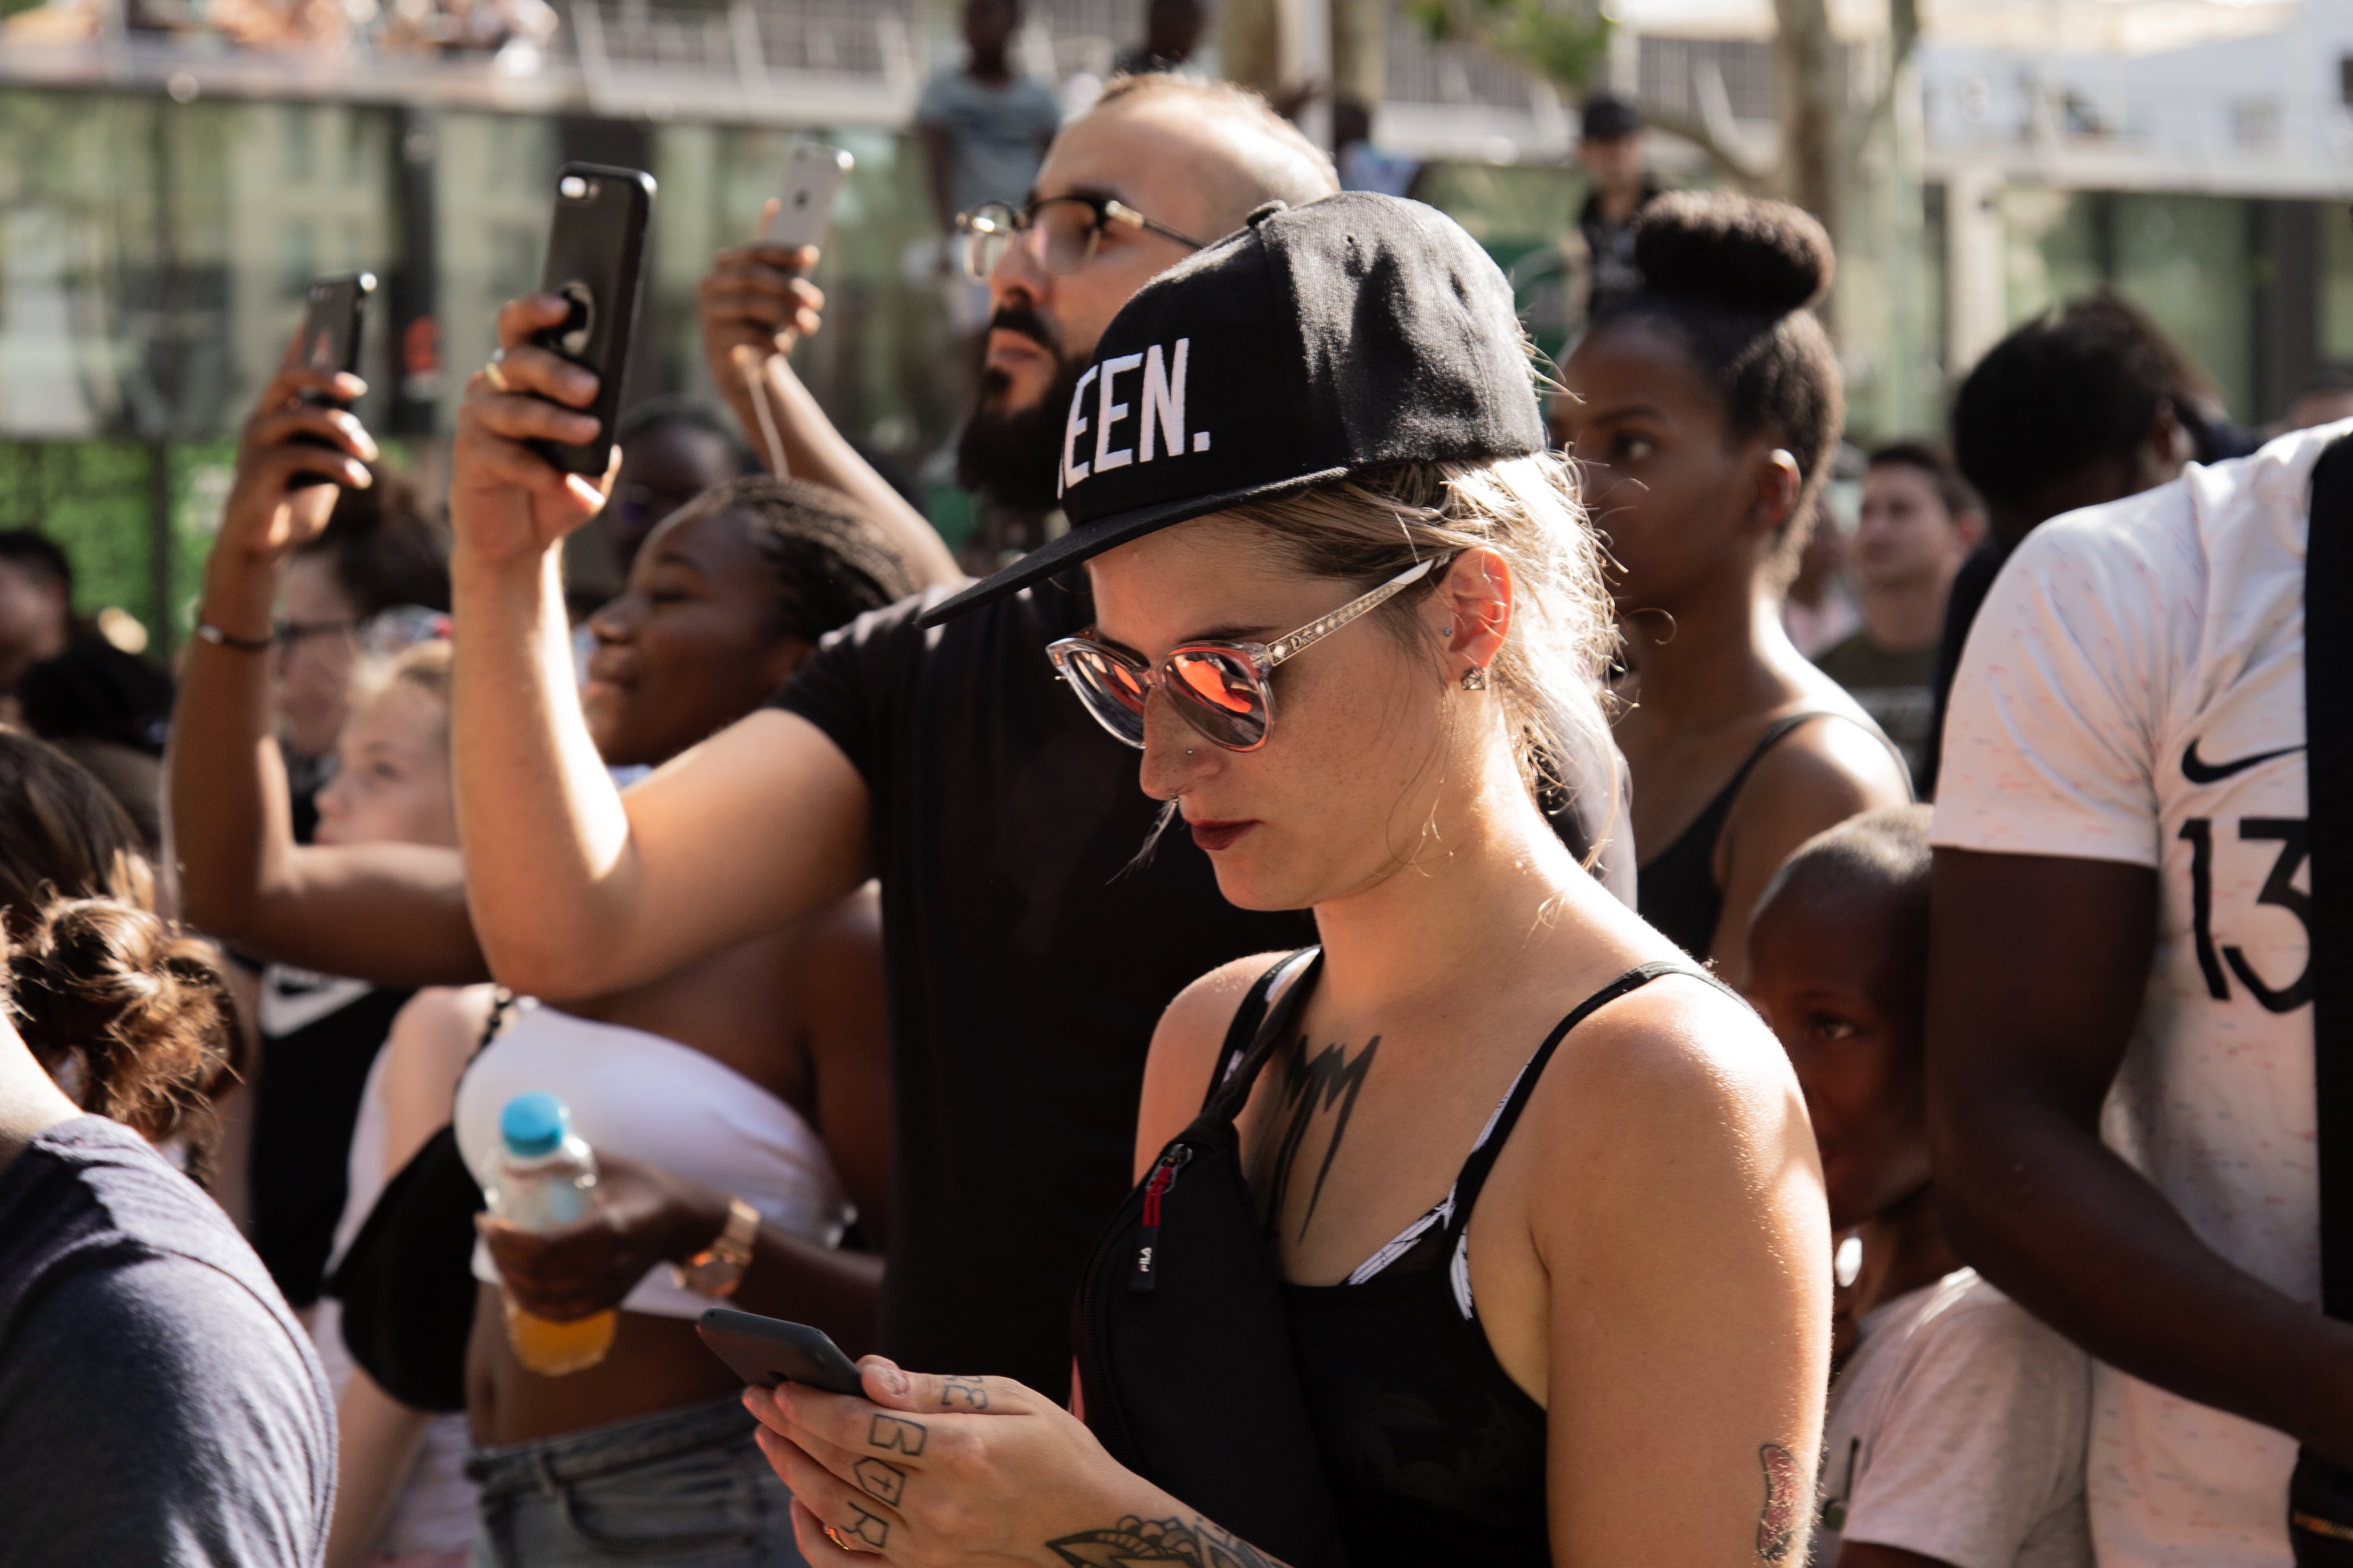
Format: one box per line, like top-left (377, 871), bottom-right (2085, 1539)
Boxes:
top-left (8, 898), bottom-right (234, 1147)
top-left (1630, 191), bottom-right (1834, 316)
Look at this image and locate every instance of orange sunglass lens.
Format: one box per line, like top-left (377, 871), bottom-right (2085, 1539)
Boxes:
top-left (1172, 653), bottom-right (1256, 715)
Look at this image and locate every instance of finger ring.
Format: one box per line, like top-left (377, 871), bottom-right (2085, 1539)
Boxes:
top-left (484, 347), bottom-right (510, 392)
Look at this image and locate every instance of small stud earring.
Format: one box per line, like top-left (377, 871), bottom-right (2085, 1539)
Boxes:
top-left (1187, 747), bottom-right (1196, 757)
top-left (1439, 625), bottom-right (1453, 637)
top-left (1460, 665), bottom-right (1488, 691)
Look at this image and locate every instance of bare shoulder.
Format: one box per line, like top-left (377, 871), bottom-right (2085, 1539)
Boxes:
top-left (1133, 950), bottom-right (1300, 1178)
top-left (1535, 973), bottom-right (1806, 1167)
top-left (1746, 709), bottom-right (1910, 815)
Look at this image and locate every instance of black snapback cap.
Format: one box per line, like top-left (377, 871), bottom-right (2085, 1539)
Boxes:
top-left (915, 192), bottom-right (1545, 628)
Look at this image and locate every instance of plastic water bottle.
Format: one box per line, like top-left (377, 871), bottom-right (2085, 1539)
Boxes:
top-left (487, 1092), bottom-right (616, 1376)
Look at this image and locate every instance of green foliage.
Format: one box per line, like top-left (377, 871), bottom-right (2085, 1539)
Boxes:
top-left (1407, 0), bottom-right (1614, 93)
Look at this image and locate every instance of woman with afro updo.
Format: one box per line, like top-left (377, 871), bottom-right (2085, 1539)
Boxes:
top-left (1554, 191), bottom-right (1912, 985)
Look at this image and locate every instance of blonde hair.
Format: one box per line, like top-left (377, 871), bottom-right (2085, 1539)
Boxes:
top-left (1227, 452), bottom-right (1622, 857)
top-left (347, 639), bottom-right (453, 738)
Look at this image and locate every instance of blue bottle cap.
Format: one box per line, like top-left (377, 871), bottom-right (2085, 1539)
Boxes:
top-left (500, 1092), bottom-right (569, 1158)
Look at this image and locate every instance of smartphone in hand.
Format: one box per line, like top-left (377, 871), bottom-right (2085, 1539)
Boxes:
top-left (697, 1307), bottom-right (865, 1396)
top-left (762, 141), bottom-right (854, 253)
top-left (290, 271), bottom-right (377, 489)
top-left (531, 162), bottom-right (657, 476)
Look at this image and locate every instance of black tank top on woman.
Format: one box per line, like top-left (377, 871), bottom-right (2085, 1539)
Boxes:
top-left (1075, 950), bottom-right (1726, 1568)
top-left (1636, 711), bottom-right (1897, 959)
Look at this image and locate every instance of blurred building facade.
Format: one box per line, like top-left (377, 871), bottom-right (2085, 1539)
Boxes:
top-left (0, 0), bottom-right (2345, 640)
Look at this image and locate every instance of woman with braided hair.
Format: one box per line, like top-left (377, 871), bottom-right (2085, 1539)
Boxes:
top-left (171, 351), bottom-right (917, 1566)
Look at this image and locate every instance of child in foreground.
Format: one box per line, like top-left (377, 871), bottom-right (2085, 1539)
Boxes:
top-left (1747, 806), bottom-right (2092, 1568)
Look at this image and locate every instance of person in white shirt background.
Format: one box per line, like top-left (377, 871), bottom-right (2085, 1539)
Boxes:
top-left (1928, 420), bottom-right (2346, 1564)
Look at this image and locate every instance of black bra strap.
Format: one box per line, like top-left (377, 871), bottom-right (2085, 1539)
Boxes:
top-left (1199, 947), bottom-right (1325, 1119)
top-left (1442, 960), bottom-right (1730, 1237)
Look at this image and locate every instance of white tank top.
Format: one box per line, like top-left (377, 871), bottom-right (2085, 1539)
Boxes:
top-left (455, 999), bottom-right (852, 1321)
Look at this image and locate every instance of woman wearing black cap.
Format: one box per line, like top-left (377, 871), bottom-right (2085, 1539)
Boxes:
top-left (739, 194), bottom-right (1830, 1568)
top-left (1553, 193), bottom-right (1911, 987)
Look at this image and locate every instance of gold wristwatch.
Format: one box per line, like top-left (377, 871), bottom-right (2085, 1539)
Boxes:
top-left (673, 1197), bottom-right (760, 1299)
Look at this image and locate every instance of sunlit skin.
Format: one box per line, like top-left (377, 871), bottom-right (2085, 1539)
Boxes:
top-left (738, 510), bottom-right (1830, 1566)
top-left (312, 682), bottom-right (459, 851)
top-left (274, 554), bottom-right (361, 761)
top-left (977, 95), bottom-right (1245, 417)
top-left (581, 506), bottom-right (812, 769)
top-left (1090, 518), bottom-right (1514, 915)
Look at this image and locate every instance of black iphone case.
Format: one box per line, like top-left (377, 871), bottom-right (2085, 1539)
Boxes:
top-left (695, 1307), bottom-right (865, 1396)
top-left (290, 271), bottom-right (375, 489)
top-left (530, 163), bottom-right (656, 476)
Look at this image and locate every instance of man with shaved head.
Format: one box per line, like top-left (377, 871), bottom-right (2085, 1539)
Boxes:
top-left (446, 79), bottom-right (1616, 1399)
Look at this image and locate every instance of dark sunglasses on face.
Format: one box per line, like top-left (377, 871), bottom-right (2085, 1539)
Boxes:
top-left (1047, 556), bottom-right (1441, 752)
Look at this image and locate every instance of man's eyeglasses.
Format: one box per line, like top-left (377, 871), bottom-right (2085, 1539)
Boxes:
top-left (1047, 557), bottom-right (1441, 753)
top-left (956, 196), bottom-right (1209, 284)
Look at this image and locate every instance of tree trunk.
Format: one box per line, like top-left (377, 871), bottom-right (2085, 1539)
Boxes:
top-left (1774, 0), bottom-right (1841, 237)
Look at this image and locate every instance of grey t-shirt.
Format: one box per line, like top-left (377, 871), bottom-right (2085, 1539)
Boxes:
top-left (0, 1116), bottom-right (336, 1565)
top-left (1814, 1268), bottom-right (2091, 1568)
top-left (915, 66), bottom-right (1062, 221)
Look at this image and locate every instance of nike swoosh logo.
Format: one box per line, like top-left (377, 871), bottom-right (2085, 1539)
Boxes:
top-left (2181, 740), bottom-right (2304, 784)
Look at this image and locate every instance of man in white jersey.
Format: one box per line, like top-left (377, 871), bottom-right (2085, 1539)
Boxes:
top-left (1926, 421), bottom-right (2352, 1565)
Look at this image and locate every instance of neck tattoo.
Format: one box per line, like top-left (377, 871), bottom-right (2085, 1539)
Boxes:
top-left (1262, 1031), bottom-right (1381, 1239)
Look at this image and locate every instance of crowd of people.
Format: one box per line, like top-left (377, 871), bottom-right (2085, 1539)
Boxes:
top-left (0, 57), bottom-right (2343, 1568)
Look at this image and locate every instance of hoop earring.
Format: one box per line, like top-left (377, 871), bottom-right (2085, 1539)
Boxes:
top-left (1460, 666), bottom-right (1489, 691)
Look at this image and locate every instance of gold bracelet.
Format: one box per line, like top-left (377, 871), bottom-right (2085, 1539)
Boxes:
top-left (672, 1197), bottom-right (760, 1299)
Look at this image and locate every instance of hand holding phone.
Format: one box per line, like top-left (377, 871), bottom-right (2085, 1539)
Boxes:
top-left (530, 163), bottom-right (657, 476)
top-left (697, 1308), bottom-right (865, 1396)
top-left (290, 272), bottom-right (375, 489)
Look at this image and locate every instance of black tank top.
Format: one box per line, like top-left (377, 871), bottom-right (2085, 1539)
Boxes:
top-left (1637, 710), bottom-right (1885, 959)
top-left (1276, 959), bottom-right (1721, 1567)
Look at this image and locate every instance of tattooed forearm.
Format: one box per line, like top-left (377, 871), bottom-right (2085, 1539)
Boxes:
top-left (1047, 1515), bottom-right (1292, 1568)
top-left (1755, 1442), bottom-right (1803, 1563)
top-left (1263, 1031), bottom-right (1381, 1237)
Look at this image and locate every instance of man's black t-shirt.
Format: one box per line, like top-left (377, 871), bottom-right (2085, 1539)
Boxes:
top-left (774, 576), bottom-right (1311, 1397)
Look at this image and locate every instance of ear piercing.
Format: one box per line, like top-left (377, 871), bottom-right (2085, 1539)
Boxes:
top-left (1460, 666), bottom-right (1489, 691)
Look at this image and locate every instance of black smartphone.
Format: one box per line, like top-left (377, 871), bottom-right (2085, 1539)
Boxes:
top-left (290, 271), bottom-right (376, 488)
top-left (530, 162), bottom-right (656, 476)
top-left (696, 1307), bottom-right (864, 1396)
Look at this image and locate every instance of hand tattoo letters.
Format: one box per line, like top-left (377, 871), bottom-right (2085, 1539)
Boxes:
top-left (1047, 1514), bottom-right (1290, 1568)
top-left (838, 1502), bottom-right (889, 1550)
top-left (867, 1413), bottom-right (928, 1456)
top-left (940, 1376), bottom-right (990, 1409)
top-left (1755, 1442), bottom-right (1803, 1563)
top-left (852, 1457), bottom-right (906, 1507)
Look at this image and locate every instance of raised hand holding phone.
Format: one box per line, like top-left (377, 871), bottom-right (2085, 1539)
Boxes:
top-left (288, 272), bottom-right (375, 489)
top-left (451, 163), bottom-right (656, 568)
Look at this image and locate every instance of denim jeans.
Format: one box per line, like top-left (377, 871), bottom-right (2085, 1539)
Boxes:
top-left (467, 1395), bottom-right (810, 1567)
